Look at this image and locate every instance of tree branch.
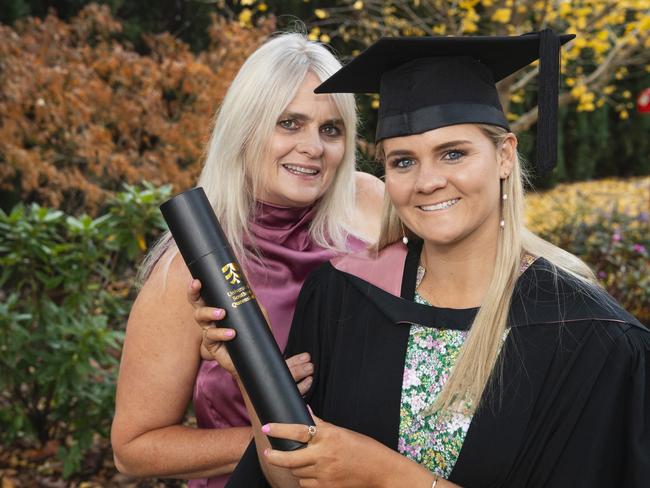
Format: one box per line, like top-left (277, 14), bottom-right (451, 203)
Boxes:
top-left (510, 66), bottom-right (540, 93)
top-left (512, 28), bottom-right (643, 132)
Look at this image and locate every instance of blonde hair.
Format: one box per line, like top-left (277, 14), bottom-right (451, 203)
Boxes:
top-left (138, 33), bottom-right (358, 285)
top-left (377, 124), bottom-right (596, 415)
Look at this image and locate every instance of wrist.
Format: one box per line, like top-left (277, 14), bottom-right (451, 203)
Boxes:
top-left (376, 449), bottom-right (435, 488)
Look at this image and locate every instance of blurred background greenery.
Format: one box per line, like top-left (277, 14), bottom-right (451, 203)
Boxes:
top-left (0, 1), bottom-right (648, 485)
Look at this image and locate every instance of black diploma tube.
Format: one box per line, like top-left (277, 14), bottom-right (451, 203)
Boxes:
top-left (160, 187), bottom-right (312, 451)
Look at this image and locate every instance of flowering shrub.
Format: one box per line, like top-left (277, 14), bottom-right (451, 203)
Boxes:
top-left (526, 176), bottom-right (649, 323)
top-left (0, 4), bottom-right (275, 214)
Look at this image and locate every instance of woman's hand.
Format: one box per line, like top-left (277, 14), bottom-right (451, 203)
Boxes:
top-left (261, 414), bottom-right (394, 488)
top-left (261, 414), bottom-right (461, 488)
top-left (188, 278), bottom-right (314, 394)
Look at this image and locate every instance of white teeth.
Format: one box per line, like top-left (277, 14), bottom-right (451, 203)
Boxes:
top-left (283, 164), bottom-right (319, 175)
top-left (419, 198), bottom-right (460, 211)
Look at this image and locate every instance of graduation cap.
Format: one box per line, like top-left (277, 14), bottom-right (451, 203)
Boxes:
top-left (316, 29), bottom-right (574, 174)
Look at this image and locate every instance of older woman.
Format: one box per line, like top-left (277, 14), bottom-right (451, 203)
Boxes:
top-left (199, 31), bottom-right (649, 488)
top-left (110, 33), bottom-right (384, 487)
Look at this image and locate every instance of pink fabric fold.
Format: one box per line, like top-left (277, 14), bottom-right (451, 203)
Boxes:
top-left (330, 242), bottom-right (408, 297)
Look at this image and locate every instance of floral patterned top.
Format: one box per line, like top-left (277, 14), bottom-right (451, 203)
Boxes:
top-left (397, 255), bottom-right (537, 477)
top-left (397, 295), bottom-right (472, 477)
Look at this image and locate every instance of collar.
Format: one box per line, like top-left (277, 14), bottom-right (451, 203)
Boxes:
top-left (332, 239), bottom-right (645, 330)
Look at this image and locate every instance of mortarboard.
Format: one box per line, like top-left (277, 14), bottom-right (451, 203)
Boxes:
top-left (316, 29), bottom-right (574, 173)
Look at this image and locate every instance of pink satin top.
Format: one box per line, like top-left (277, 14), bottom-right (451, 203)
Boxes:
top-left (189, 201), bottom-right (365, 488)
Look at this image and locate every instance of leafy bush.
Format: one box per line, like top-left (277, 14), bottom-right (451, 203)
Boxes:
top-left (0, 183), bottom-right (171, 477)
top-left (0, 4), bottom-right (274, 214)
top-left (526, 177), bottom-right (649, 323)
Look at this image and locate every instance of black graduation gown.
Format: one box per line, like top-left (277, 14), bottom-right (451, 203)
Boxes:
top-left (227, 242), bottom-right (650, 488)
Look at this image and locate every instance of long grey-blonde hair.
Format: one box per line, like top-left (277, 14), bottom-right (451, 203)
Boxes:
top-left (138, 33), bottom-right (358, 285)
top-left (377, 124), bottom-right (596, 415)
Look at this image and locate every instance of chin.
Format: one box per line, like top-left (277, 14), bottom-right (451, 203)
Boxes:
top-left (418, 228), bottom-right (466, 247)
top-left (284, 190), bottom-right (322, 207)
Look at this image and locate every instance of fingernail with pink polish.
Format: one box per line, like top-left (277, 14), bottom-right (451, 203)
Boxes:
top-left (225, 329), bottom-right (235, 337)
top-left (263, 448), bottom-right (269, 456)
top-left (261, 424), bottom-right (270, 433)
top-left (213, 309), bottom-right (223, 319)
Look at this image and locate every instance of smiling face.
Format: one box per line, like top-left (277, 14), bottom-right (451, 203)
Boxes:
top-left (257, 72), bottom-right (346, 207)
top-left (383, 124), bottom-right (515, 249)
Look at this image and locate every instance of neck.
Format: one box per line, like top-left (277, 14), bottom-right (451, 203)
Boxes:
top-left (418, 224), bottom-right (499, 309)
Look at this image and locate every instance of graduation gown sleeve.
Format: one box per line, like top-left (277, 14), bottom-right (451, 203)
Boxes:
top-left (449, 256), bottom-right (650, 488)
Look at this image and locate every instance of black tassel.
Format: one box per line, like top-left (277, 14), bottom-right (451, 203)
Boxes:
top-left (537, 28), bottom-right (560, 174)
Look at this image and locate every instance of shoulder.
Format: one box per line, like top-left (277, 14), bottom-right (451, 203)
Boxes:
top-left (350, 171), bottom-right (384, 243)
top-left (510, 257), bottom-right (646, 331)
top-left (139, 247), bottom-right (188, 295)
top-left (354, 170), bottom-right (384, 196)
top-left (132, 247), bottom-right (193, 319)
top-left (354, 171), bottom-right (384, 211)
top-left (300, 261), bottom-right (349, 295)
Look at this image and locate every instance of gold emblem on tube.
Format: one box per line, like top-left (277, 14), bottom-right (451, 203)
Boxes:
top-left (222, 263), bottom-right (241, 285)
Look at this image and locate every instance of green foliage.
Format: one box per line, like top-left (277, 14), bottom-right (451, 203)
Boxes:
top-left (0, 183), bottom-right (171, 477)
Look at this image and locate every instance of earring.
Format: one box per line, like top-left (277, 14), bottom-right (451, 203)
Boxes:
top-left (401, 222), bottom-right (409, 245)
top-left (500, 182), bottom-right (508, 229)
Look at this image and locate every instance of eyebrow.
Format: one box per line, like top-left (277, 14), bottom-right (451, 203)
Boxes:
top-left (385, 139), bottom-right (473, 159)
top-left (278, 112), bottom-right (344, 126)
top-left (279, 112), bottom-right (310, 122)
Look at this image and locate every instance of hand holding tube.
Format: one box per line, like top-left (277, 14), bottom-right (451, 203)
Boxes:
top-left (187, 278), bottom-right (314, 394)
top-left (161, 187), bottom-right (313, 450)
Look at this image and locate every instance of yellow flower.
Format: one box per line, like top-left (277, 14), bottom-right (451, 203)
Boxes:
top-left (353, 0), bottom-right (364, 10)
top-left (371, 99), bottom-right (380, 109)
top-left (238, 8), bottom-right (253, 26)
top-left (619, 109), bottom-right (629, 120)
top-left (559, 2), bottom-right (571, 17)
top-left (320, 34), bottom-right (331, 43)
top-left (603, 85), bottom-right (616, 95)
top-left (574, 38), bottom-right (587, 49)
top-left (241, 0), bottom-right (255, 5)
top-left (136, 234), bottom-right (146, 251)
top-left (314, 8), bottom-right (329, 19)
top-left (622, 90), bottom-right (632, 99)
top-left (257, 2), bottom-right (268, 11)
top-left (571, 84), bottom-right (587, 99)
top-left (491, 8), bottom-right (511, 23)
top-left (462, 19), bottom-right (478, 33)
top-left (308, 27), bottom-right (320, 41)
top-left (432, 24), bottom-right (446, 35)
top-left (580, 92), bottom-right (595, 104)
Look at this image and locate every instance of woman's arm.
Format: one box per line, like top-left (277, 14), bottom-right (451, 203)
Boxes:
top-left (111, 251), bottom-right (253, 479)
